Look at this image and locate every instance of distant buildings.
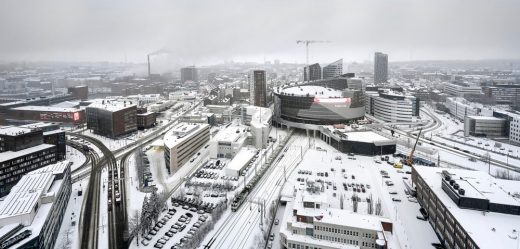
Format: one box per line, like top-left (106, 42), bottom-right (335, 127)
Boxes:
top-left (445, 97), bottom-right (492, 120)
top-left (322, 59), bottom-right (343, 79)
top-left (374, 52), bottom-right (388, 84)
top-left (86, 100), bottom-right (137, 138)
top-left (163, 123), bottom-right (210, 174)
top-left (67, 85), bottom-right (88, 100)
top-left (304, 63), bottom-right (322, 81)
top-left (464, 116), bottom-right (507, 138)
top-left (484, 84), bottom-right (520, 105)
top-left (412, 166), bottom-right (520, 249)
top-left (0, 161), bottom-right (71, 249)
top-left (444, 82), bottom-right (482, 97)
top-left (249, 70), bottom-right (267, 107)
top-left (0, 125), bottom-right (65, 197)
top-left (365, 90), bottom-right (419, 123)
top-left (181, 66), bottom-right (198, 83)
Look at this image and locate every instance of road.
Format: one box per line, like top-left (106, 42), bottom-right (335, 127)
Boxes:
top-left (72, 100), bottom-right (203, 249)
top-left (204, 133), bottom-right (310, 249)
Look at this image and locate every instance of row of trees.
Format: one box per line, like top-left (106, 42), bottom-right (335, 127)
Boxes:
top-left (129, 188), bottom-right (169, 245)
top-left (179, 201), bottom-right (227, 249)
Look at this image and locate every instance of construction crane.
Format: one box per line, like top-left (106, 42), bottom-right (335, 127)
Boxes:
top-left (407, 128), bottom-right (422, 167)
top-left (296, 40), bottom-right (331, 81)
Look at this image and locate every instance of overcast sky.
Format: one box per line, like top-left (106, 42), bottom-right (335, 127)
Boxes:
top-left (1, 0), bottom-right (519, 65)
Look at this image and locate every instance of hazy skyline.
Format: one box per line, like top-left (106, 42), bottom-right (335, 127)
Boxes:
top-left (1, 0), bottom-right (519, 65)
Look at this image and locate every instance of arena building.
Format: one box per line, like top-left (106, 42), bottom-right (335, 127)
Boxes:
top-left (273, 82), bottom-right (365, 131)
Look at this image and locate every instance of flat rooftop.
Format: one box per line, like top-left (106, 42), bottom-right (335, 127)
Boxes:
top-left (164, 123), bottom-right (209, 149)
top-left (467, 115), bottom-right (505, 121)
top-left (213, 125), bottom-right (248, 143)
top-left (87, 99), bottom-right (136, 112)
top-left (415, 166), bottom-right (520, 249)
top-left (10, 105), bottom-right (81, 113)
top-left (278, 85), bottom-right (343, 98)
top-left (0, 126), bottom-right (34, 136)
top-left (226, 148), bottom-right (256, 172)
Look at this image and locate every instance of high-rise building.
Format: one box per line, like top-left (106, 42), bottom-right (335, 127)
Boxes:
top-left (322, 59), bottom-right (343, 79)
top-left (181, 66), bottom-right (198, 83)
top-left (374, 52), bottom-right (388, 84)
top-left (303, 63), bottom-right (321, 81)
top-left (249, 70), bottom-right (267, 107)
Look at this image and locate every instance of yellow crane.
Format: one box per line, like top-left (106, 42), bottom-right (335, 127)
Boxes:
top-left (408, 128), bottom-right (422, 167)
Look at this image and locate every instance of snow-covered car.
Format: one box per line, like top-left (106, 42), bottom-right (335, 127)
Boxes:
top-left (142, 240), bottom-right (150, 246)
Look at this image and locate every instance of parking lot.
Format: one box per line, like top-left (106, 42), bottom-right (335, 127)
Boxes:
top-left (140, 202), bottom-right (210, 249)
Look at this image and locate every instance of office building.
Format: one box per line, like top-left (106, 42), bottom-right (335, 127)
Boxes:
top-left (445, 97), bottom-right (492, 120)
top-left (249, 70), bottom-right (267, 107)
top-left (5, 106), bottom-right (85, 125)
top-left (223, 148), bottom-right (257, 177)
top-left (136, 112), bottom-right (156, 130)
top-left (464, 116), bottom-right (507, 138)
top-left (210, 124), bottom-right (248, 158)
top-left (0, 161), bottom-right (72, 249)
top-left (484, 84), bottom-right (520, 105)
top-left (181, 66), bottom-right (198, 83)
top-left (0, 125), bottom-right (64, 197)
top-left (304, 63), bottom-right (322, 81)
top-left (366, 90), bottom-right (419, 123)
top-left (163, 123), bottom-right (210, 174)
top-left (374, 52), bottom-right (388, 84)
top-left (241, 106), bottom-right (272, 149)
top-left (86, 99), bottom-right (137, 138)
top-left (444, 82), bottom-right (482, 97)
top-left (322, 59), bottom-right (343, 79)
top-left (412, 166), bottom-right (520, 249)
top-left (319, 127), bottom-right (396, 155)
top-left (280, 190), bottom-right (393, 249)
top-left (67, 85), bottom-right (88, 100)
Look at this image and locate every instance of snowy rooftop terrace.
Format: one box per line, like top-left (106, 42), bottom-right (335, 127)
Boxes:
top-left (163, 123), bottom-right (208, 149)
top-left (213, 124), bottom-right (248, 143)
top-left (87, 99), bottom-right (136, 112)
top-left (0, 144), bottom-right (55, 162)
top-left (0, 126), bottom-right (34, 136)
top-left (415, 166), bottom-right (520, 249)
top-left (277, 85), bottom-right (343, 98)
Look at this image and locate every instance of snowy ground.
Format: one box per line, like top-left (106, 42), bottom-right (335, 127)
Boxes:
top-left (66, 145), bottom-right (87, 171)
top-left (53, 178), bottom-right (89, 249)
top-left (275, 138), bottom-right (439, 249)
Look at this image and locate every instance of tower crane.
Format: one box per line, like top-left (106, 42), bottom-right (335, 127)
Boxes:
top-left (408, 128), bottom-right (422, 187)
top-left (296, 40), bottom-right (331, 81)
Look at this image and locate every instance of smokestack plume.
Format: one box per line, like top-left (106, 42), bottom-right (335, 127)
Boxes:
top-left (147, 54), bottom-right (151, 77)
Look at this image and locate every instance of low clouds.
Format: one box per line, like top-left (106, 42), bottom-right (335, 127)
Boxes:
top-left (0, 0), bottom-right (519, 64)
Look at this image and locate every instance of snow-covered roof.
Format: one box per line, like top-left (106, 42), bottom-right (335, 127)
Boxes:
top-left (466, 115), bottom-right (505, 121)
top-left (343, 131), bottom-right (392, 144)
top-left (415, 166), bottom-right (520, 249)
top-left (163, 123), bottom-right (209, 149)
top-left (246, 106), bottom-right (272, 128)
top-left (0, 126), bottom-right (34, 136)
top-left (278, 85), bottom-right (343, 98)
top-left (225, 148), bottom-right (256, 172)
top-left (10, 105), bottom-right (81, 113)
top-left (87, 99), bottom-right (136, 112)
top-left (213, 124), bottom-right (248, 143)
top-left (0, 144), bottom-right (55, 162)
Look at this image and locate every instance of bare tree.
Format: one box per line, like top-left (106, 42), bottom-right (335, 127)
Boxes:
top-left (375, 198), bottom-right (383, 216)
top-left (129, 210), bottom-right (141, 246)
top-left (352, 193), bottom-right (358, 213)
top-left (367, 194), bottom-right (374, 215)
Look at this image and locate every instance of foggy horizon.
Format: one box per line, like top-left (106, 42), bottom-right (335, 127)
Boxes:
top-left (1, 0), bottom-right (520, 65)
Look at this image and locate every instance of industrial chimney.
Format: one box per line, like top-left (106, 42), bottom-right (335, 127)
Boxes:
top-left (147, 54), bottom-right (151, 77)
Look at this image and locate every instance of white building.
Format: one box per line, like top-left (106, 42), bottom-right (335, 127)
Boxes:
top-left (445, 97), bottom-right (492, 120)
top-left (169, 91), bottom-right (197, 101)
top-left (148, 100), bottom-right (176, 113)
top-left (443, 82), bottom-right (482, 97)
top-left (366, 90), bottom-right (419, 123)
top-left (506, 112), bottom-right (520, 144)
top-left (210, 124), bottom-right (248, 158)
top-left (241, 106), bottom-right (272, 149)
top-left (163, 123), bottom-right (210, 174)
top-left (280, 191), bottom-right (392, 249)
top-left (223, 148), bottom-right (257, 177)
top-left (464, 116), bottom-right (507, 137)
top-left (0, 161), bottom-right (71, 249)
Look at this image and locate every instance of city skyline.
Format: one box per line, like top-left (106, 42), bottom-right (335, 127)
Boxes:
top-left (1, 0), bottom-right (519, 65)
